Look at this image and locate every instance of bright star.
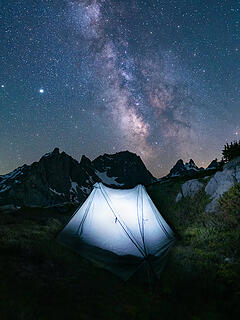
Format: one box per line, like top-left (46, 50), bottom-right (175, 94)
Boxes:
top-left (1, 85), bottom-right (4, 88)
top-left (39, 88), bottom-right (44, 93)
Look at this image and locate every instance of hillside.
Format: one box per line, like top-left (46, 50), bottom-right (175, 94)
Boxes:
top-left (0, 157), bottom-right (239, 319)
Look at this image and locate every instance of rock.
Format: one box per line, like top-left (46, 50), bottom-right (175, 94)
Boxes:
top-left (205, 156), bottom-right (240, 212)
top-left (181, 179), bottom-right (204, 198)
top-left (205, 170), bottom-right (236, 198)
top-left (224, 156), bottom-right (240, 170)
top-left (205, 199), bottom-right (219, 213)
top-left (176, 192), bottom-right (182, 202)
top-left (175, 179), bottom-right (203, 202)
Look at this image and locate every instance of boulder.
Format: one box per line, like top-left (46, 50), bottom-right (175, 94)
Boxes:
top-left (175, 179), bottom-right (203, 202)
top-left (182, 179), bottom-right (203, 198)
top-left (205, 157), bottom-right (240, 212)
top-left (175, 192), bottom-right (182, 202)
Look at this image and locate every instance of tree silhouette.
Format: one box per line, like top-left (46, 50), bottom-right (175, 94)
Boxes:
top-left (222, 140), bottom-right (240, 162)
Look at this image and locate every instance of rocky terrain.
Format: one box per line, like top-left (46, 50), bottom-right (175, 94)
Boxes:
top-left (0, 148), bottom-right (155, 207)
top-left (0, 151), bottom-right (239, 319)
top-left (0, 154), bottom-right (239, 319)
top-left (156, 158), bottom-right (222, 184)
top-left (1, 146), bottom-right (238, 216)
top-left (174, 156), bottom-right (240, 212)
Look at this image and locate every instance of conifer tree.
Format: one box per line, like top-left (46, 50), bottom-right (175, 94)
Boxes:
top-left (222, 140), bottom-right (240, 162)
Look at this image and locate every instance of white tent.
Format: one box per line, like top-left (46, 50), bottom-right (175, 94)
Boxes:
top-left (58, 182), bottom-right (175, 280)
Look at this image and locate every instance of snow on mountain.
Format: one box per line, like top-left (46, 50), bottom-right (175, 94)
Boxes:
top-left (95, 170), bottom-right (124, 187)
top-left (166, 159), bottom-right (202, 178)
top-left (92, 151), bottom-right (156, 187)
top-left (206, 158), bottom-right (222, 170)
top-left (0, 149), bottom-right (156, 207)
top-left (162, 158), bottom-right (222, 179)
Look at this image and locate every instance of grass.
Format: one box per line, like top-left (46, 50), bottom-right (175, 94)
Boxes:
top-left (0, 178), bottom-right (239, 319)
top-left (148, 177), bottom-right (240, 315)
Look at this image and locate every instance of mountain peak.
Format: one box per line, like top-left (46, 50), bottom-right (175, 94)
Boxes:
top-left (92, 150), bottom-right (156, 187)
top-left (206, 158), bottom-right (222, 170)
top-left (41, 148), bottom-right (61, 160)
top-left (80, 155), bottom-right (92, 167)
top-left (165, 157), bottom-right (222, 179)
top-left (168, 158), bottom-right (201, 177)
top-left (176, 159), bottom-right (184, 165)
top-left (0, 149), bottom-right (156, 206)
top-left (168, 159), bottom-right (185, 177)
top-left (53, 147), bottom-right (60, 154)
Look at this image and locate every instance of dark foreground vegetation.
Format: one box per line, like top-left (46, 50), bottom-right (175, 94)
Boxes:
top-left (222, 140), bottom-right (240, 162)
top-left (0, 176), bottom-right (240, 319)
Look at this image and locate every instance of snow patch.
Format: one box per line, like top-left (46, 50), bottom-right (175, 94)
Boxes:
top-left (69, 177), bottom-right (78, 193)
top-left (170, 173), bottom-right (181, 177)
top-left (0, 167), bottom-right (24, 183)
top-left (95, 170), bottom-right (124, 186)
top-left (49, 188), bottom-right (64, 197)
top-left (185, 163), bottom-right (198, 171)
top-left (43, 152), bottom-right (51, 158)
top-left (181, 179), bottom-right (203, 198)
top-left (0, 185), bottom-right (10, 193)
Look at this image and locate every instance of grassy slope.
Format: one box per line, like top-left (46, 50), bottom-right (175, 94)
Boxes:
top-left (0, 177), bottom-right (239, 319)
top-left (148, 178), bottom-right (240, 316)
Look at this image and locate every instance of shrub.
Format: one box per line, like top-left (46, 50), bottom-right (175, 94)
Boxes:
top-left (218, 183), bottom-right (240, 224)
top-left (222, 140), bottom-right (240, 162)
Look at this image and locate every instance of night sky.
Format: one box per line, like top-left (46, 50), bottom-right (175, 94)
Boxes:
top-left (1, 0), bottom-right (239, 177)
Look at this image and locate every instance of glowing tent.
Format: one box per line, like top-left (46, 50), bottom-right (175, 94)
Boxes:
top-left (58, 182), bottom-right (175, 280)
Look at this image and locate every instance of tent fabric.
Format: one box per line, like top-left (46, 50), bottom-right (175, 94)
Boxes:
top-left (58, 182), bottom-right (175, 280)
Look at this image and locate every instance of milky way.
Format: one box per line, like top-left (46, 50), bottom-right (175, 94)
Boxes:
top-left (0, 0), bottom-right (240, 177)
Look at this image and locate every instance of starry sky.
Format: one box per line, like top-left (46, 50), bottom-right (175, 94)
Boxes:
top-left (0, 0), bottom-right (240, 177)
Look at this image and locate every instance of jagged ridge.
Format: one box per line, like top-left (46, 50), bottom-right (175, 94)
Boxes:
top-left (0, 148), bottom-right (156, 207)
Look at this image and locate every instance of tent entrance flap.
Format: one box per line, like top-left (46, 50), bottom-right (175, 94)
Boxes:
top-left (57, 182), bottom-right (175, 280)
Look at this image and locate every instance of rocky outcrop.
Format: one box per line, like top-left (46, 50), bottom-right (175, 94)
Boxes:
top-left (175, 192), bottom-right (183, 202)
top-left (176, 179), bottom-right (204, 202)
top-left (206, 158), bottom-right (222, 170)
top-left (175, 157), bottom-right (240, 212)
top-left (205, 156), bottom-right (240, 212)
top-left (93, 151), bottom-right (155, 188)
top-left (169, 159), bottom-right (185, 177)
top-left (168, 159), bottom-right (203, 178)
top-left (161, 158), bottom-right (222, 181)
top-left (0, 148), bottom-right (97, 207)
top-left (0, 149), bottom-right (156, 207)
top-left (182, 179), bottom-right (204, 198)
